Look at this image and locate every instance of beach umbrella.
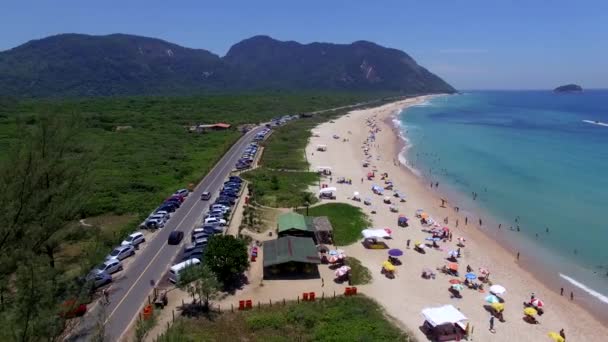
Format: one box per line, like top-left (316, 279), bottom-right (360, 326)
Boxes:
top-left (328, 250), bottom-right (339, 256)
top-left (425, 237), bottom-right (441, 242)
top-left (451, 284), bottom-right (464, 291)
top-left (465, 272), bottom-right (477, 280)
top-left (548, 332), bottom-right (565, 342)
top-left (449, 279), bottom-right (462, 285)
top-left (485, 295), bottom-right (499, 303)
top-left (327, 256), bottom-right (339, 263)
top-left (442, 226), bottom-right (450, 232)
top-left (489, 284), bottom-right (506, 295)
top-left (491, 302), bottom-right (505, 312)
top-left (531, 299), bottom-right (544, 308)
top-left (382, 261), bottom-right (396, 272)
top-left (422, 267), bottom-right (433, 275)
top-left (388, 249), bottom-right (404, 257)
top-left (384, 228), bottom-right (392, 235)
top-left (421, 213), bottom-right (429, 219)
top-left (478, 267), bottom-right (489, 275)
top-left (448, 263), bottom-right (459, 271)
top-left (447, 250), bottom-right (458, 257)
top-left (524, 307), bottom-right (537, 316)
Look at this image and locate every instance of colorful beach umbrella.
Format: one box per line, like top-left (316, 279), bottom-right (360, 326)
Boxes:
top-left (382, 261), bottom-right (396, 272)
top-left (421, 213), bottom-right (429, 219)
top-left (524, 307), bottom-right (537, 316)
top-left (449, 279), bottom-right (462, 285)
top-left (384, 228), bottom-right (392, 235)
top-left (491, 302), bottom-right (505, 312)
top-left (447, 250), bottom-right (458, 257)
top-left (489, 284), bottom-right (506, 295)
top-left (531, 299), bottom-right (544, 308)
top-left (548, 332), bottom-right (565, 342)
top-left (478, 267), bottom-right (490, 275)
top-left (485, 295), bottom-right (499, 303)
top-left (448, 263), bottom-right (459, 271)
top-left (451, 284), bottom-right (464, 291)
top-left (425, 237), bottom-right (441, 242)
top-left (388, 249), bottom-right (404, 257)
top-left (465, 272), bottom-right (477, 280)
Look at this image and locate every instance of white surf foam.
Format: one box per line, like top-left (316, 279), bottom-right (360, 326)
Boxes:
top-left (559, 273), bottom-right (608, 304)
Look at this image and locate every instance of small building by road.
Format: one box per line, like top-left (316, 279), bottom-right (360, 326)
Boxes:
top-left (263, 236), bottom-right (321, 279)
top-left (189, 123), bottom-right (231, 133)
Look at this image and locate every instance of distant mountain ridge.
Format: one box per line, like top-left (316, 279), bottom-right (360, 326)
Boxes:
top-left (554, 84), bottom-right (582, 93)
top-left (0, 33), bottom-right (456, 97)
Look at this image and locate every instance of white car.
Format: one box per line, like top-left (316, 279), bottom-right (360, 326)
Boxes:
top-left (204, 217), bottom-right (226, 226)
top-left (154, 210), bottom-right (171, 220)
top-left (121, 232), bottom-right (145, 247)
top-left (145, 218), bottom-right (165, 229)
top-left (174, 189), bottom-right (189, 197)
top-left (93, 259), bottom-right (123, 274)
top-left (106, 245), bottom-right (136, 261)
top-left (149, 214), bottom-right (168, 223)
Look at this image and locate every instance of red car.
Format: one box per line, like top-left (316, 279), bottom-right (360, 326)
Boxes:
top-left (166, 195), bottom-right (185, 203)
top-left (60, 299), bottom-right (87, 318)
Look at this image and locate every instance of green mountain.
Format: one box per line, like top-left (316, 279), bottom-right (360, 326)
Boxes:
top-left (553, 84), bottom-right (582, 93)
top-left (0, 33), bottom-right (455, 97)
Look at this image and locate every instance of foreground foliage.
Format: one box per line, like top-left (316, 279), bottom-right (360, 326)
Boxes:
top-left (241, 169), bottom-right (318, 208)
top-left (158, 295), bottom-right (410, 341)
top-left (345, 257), bottom-right (373, 286)
top-left (299, 203), bottom-right (369, 245)
top-left (204, 235), bottom-right (249, 287)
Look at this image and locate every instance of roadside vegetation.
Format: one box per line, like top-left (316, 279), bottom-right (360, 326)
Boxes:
top-left (346, 257), bottom-right (373, 285)
top-left (0, 92), bottom-right (378, 340)
top-left (157, 295), bottom-right (410, 341)
top-left (299, 203), bottom-right (369, 245)
top-left (242, 169), bottom-right (318, 208)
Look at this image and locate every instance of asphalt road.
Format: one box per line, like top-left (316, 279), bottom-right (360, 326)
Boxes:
top-left (69, 126), bottom-right (265, 341)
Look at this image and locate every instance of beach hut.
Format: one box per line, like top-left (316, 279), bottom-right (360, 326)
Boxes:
top-left (263, 236), bottom-right (321, 279)
top-left (421, 305), bottom-right (468, 341)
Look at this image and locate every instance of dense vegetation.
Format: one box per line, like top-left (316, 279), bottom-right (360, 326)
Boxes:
top-left (158, 295), bottom-right (410, 341)
top-left (346, 257), bottom-right (373, 286)
top-left (0, 33), bottom-right (455, 97)
top-left (242, 169), bottom-right (319, 208)
top-left (299, 203), bottom-right (369, 245)
top-left (0, 92), bottom-right (377, 340)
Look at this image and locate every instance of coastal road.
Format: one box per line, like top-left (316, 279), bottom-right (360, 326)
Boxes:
top-left (69, 126), bottom-right (265, 341)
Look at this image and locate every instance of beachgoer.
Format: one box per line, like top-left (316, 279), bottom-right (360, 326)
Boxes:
top-left (456, 219), bottom-right (459, 227)
top-left (546, 227), bottom-right (549, 233)
top-left (479, 219), bottom-right (482, 226)
top-left (560, 329), bottom-right (566, 340)
top-left (517, 226), bottom-right (520, 232)
top-left (570, 291), bottom-right (574, 301)
top-left (322, 278), bottom-right (325, 287)
top-left (457, 248), bottom-right (461, 258)
top-left (499, 223), bottom-right (502, 229)
top-left (489, 316), bottom-right (495, 333)
top-left (531, 292), bottom-right (535, 301)
top-left (361, 177), bottom-right (363, 183)
top-left (517, 252), bottom-right (520, 260)
top-left (406, 239), bottom-right (411, 249)
top-left (466, 265), bottom-right (472, 273)
top-left (465, 217), bottom-right (468, 225)
top-left (435, 182), bottom-right (439, 188)
top-left (535, 233), bottom-right (539, 238)
top-left (430, 182), bottom-right (433, 188)
top-left (330, 176), bottom-right (332, 183)
top-left (560, 287), bottom-right (564, 296)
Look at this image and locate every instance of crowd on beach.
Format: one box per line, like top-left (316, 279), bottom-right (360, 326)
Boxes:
top-left (305, 97), bottom-right (607, 342)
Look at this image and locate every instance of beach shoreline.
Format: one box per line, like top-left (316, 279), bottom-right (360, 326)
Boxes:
top-left (305, 95), bottom-right (608, 341)
top-left (389, 96), bottom-right (608, 325)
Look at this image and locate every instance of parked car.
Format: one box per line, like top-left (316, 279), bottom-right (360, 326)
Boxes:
top-left (229, 176), bottom-right (242, 183)
top-left (167, 195), bottom-right (185, 203)
top-left (164, 199), bottom-right (181, 208)
top-left (217, 197), bottom-right (236, 205)
top-left (148, 214), bottom-right (168, 223)
top-left (168, 231), bottom-right (184, 245)
top-left (86, 271), bottom-right (112, 289)
top-left (210, 204), bottom-right (230, 212)
top-left (193, 237), bottom-right (208, 248)
top-left (154, 210), bottom-right (171, 220)
top-left (200, 191), bottom-right (211, 200)
top-left (192, 232), bottom-right (211, 242)
top-left (121, 232), bottom-right (145, 247)
top-left (60, 299), bottom-right (87, 318)
top-left (174, 189), bottom-right (189, 197)
top-left (157, 204), bottom-right (176, 213)
top-left (145, 218), bottom-right (165, 229)
top-left (169, 259), bottom-right (200, 283)
top-left (182, 251), bottom-right (204, 262)
top-left (92, 259), bottom-right (123, 275)
top-left (106, 245), bottom-right (136, 261)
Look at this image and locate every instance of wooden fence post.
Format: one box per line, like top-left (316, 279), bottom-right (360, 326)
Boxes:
top-left (297, 296), bottom-right (300, 304)
top-left (148, 295), bottom-right (151, 305)
top-left (283, 298), bottom-right (286, 306)
top-left (333, 290), bottom-right (336, 298)
top-left (231, 303), bottom-right (234, 312)
top-left (269, 299), bottom-right (272, 307)
top-left (258, 301), bottom-right (261, 309)
top-left (172, 309), bottom-right (175, 322)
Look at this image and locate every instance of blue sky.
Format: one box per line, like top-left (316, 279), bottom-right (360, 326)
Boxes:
top-left (2, 0), bottom-right (607, 89)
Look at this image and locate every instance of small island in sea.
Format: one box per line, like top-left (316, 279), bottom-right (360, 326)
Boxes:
top-left (554, 83), bottom-right (583, 93)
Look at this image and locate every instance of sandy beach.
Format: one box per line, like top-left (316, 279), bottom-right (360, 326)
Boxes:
top-left (305, 96), bottom-right (608, 341)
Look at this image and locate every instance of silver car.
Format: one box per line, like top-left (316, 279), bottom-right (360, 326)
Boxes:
top-left (94, 259), bottom-right (123, 274)
top-left (106, 245), bottom-right (136, 261)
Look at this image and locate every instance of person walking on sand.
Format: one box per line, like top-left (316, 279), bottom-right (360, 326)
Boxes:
top-left (560, 287), bottom-right (564, 296)
top-left (456, 219), bottom-right (459, 227)
top-left (570, 291), bottom-right (574, 301)
top-left (465, 217), bottom-right (468, 225)
top-left (517, 252), bottom-right (520, 260)
top-left (489, 315), bottom-right (496, 333)
top-left (560, 329), bottom-right (566, 341)
top-left (406, 239), bottom-right (411, 249)
top-left (479, 218), bottom-right (483, 226)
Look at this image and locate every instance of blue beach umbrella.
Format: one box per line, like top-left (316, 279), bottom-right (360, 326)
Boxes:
top-left (465, 272), bottom-right (477, 280)
top-left (485, 295), bottom-right (499, 304)
top-left (388, 249), bottom-right (404, 257)
top-left (425, 237), bottom-right (441, 242)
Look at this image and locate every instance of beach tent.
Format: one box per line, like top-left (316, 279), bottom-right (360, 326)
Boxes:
top-left (489, 284), bottom-right (506, 295)
top-left (361, 229), bottom-right (391, 239)
top-left (421, 305), bottom-right (467, 328)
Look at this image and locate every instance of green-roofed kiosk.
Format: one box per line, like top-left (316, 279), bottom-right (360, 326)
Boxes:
top-left (277, 212), bottom-right (333, 244)
top-left (263, 236), bottom-right (321, 279)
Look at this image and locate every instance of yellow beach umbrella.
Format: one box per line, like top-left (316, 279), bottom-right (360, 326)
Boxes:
top-left (547, 332), bottom-right (565, 342)
top-left (382, 261), bottom-right (395, 272)
top-left (421, 213), bottom-right (429, 219)
top-left (523, 307), bottom-right (537, 316)
top-left (491, 302), bottom-right (505, 312)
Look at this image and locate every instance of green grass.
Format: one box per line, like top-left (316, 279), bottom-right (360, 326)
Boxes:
top-left (299, 203), bottom-right (369, 246)
top-left (241, 169), bottom-right (319, 208)
top-left (346, 257), bottom-right (373, 285)
top-left (158, 295), bottom-right (410, 341)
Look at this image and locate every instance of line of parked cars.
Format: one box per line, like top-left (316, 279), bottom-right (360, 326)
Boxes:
top-left (86, 189), bottom-right (190, 290)
top-left (170, 176), bottom-right (244, 283)
top-left (235, 142), bottom-right (260, 170)
top-left (253, 127), bottom-right (272, 142)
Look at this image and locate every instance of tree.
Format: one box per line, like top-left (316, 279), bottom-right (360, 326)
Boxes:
top-left (203, 235), bottom-right (249, 287)
top-left (177, 264), bottom-right (220, 312)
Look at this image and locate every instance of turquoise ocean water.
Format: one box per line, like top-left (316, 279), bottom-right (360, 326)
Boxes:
top-left (397, 90), bottom-right (608, 314)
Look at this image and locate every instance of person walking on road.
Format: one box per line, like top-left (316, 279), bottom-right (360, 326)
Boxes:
top-left (102, 288), bottom-right (110, 305)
